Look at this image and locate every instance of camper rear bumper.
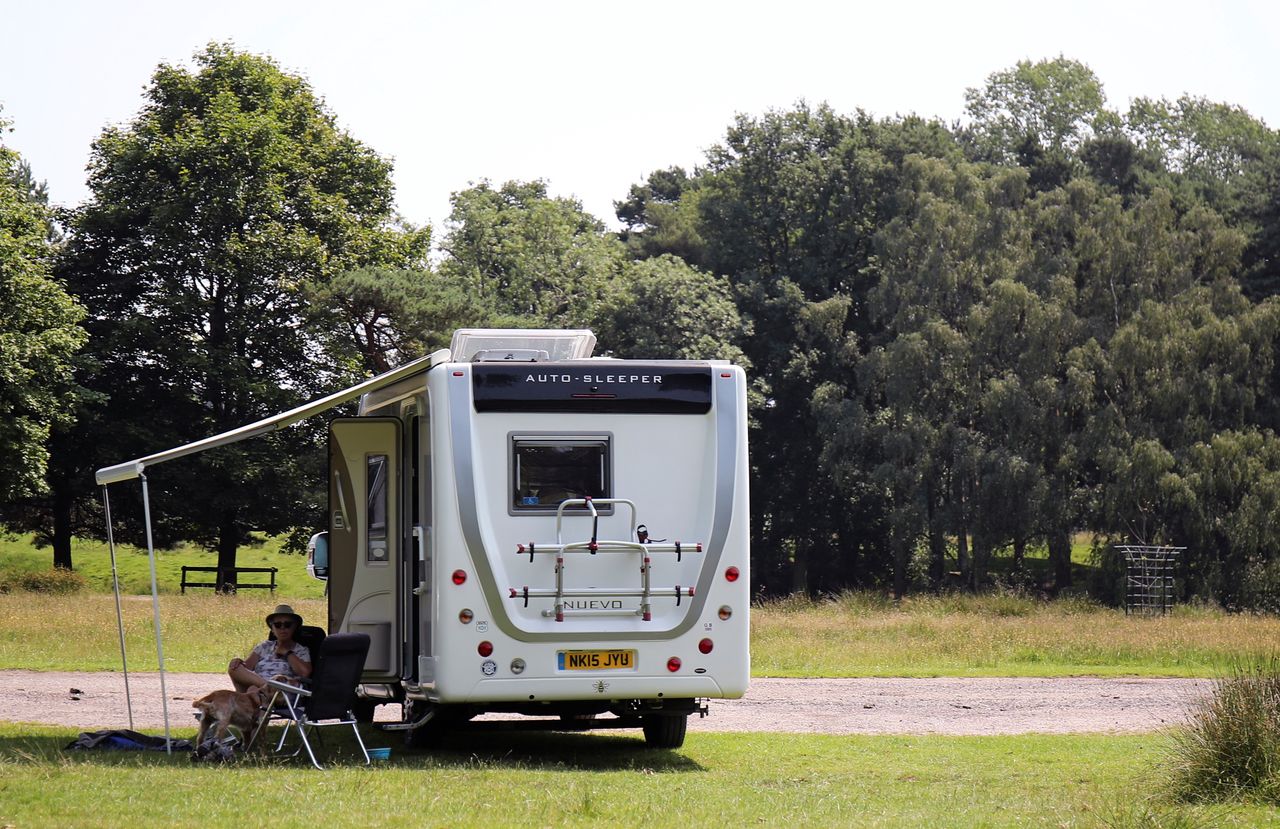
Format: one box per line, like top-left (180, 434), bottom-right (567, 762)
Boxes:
top-left (436, 674), bottom-right (738, 704)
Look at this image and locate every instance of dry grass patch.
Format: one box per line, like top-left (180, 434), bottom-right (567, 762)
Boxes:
top-left (2, 588), bottom-right (1277, 677)
top-left (1167, 658), bottom-right (1280, 803)
top-left (0, 593), bottom-right (327, 672)
top-left (752, 592), bottom-right (1280, 677)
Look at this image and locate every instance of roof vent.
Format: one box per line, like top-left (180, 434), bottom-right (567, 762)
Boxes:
top-left (471, 349), bottom-right (549, 363)
top-left (449, 329), bottom-right (596, 363)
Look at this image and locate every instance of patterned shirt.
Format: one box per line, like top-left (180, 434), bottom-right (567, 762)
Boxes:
top-left (250, 640), bottom-right (311, 685)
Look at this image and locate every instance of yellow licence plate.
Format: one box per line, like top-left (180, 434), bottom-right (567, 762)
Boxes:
top-left (557, 649), bottom-right (636, 671)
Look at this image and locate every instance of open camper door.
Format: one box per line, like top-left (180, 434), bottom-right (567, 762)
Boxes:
top-left (328, 417), bottom-right (401, 679)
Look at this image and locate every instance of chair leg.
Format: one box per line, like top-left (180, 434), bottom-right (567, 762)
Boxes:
top-left (270, 708), bottom-right (368, 769)
top-left (245, 691), bottom-right (280, 753)
top-left (273, 691), bottom-right (305, 757)
top-left (349, 716), bottom-right (371, 764)
top-left (295, 722), bottom-right (324, 770)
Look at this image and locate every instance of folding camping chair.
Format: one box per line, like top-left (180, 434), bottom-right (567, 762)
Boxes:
top-left (288, 624), bottom-right (328, 659)
top-left (262, 632), bottom-right (372, 769)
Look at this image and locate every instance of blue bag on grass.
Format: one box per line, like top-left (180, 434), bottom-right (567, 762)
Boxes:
top-left (66, 729), bottom-right (192, 752)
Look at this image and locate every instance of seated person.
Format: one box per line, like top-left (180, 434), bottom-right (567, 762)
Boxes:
top-left (228, 604), bottom-right (313, 698)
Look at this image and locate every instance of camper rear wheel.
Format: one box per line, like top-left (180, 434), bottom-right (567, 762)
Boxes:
top-left (641, 714), bottom-right (688, 749)
top-left (402, 701), bottom-right (469, 749)
top-left (403, 721), bottom-right (445, 749)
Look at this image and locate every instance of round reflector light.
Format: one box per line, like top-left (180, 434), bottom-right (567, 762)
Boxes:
top-left (666, 656), bottom-right (682, 672)
top-left (459, 608), bottom-right (474, 624)
top-left (718, 605), bottom-right (732, 621)
top-left (478, 640), bottom-right (493, 657)
top-left (725, 566), bottom-right (740, 582)
top-left (452, 569), bottom-right (467, 585)
top-left (699, 638), bottom-right (714, 654)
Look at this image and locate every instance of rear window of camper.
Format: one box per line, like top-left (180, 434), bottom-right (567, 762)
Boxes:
top-left (510, 436), bottom-right (611, 513)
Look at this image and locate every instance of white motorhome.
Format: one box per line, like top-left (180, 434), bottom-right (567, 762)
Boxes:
top-left (330, 329), bottom-right (750, 747)
top-left (101, 328), bottom-right (751, 749)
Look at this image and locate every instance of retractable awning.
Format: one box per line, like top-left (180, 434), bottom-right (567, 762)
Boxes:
top-left (94, 347), bottom-right (444, 748)
top-left (95, 350), bottom-right (443, 485)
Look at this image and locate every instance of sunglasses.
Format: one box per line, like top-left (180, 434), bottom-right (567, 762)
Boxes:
top-left (270, 620), bottom-right (296, 629)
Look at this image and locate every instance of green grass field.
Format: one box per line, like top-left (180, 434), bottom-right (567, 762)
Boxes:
top-left (0, 533), bottom-right (324, 598)
top-left (0, 726), bottom-right (1270, 828)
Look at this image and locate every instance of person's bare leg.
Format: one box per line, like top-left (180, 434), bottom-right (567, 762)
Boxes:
top-left (228, 660), bottom-right (266, 694)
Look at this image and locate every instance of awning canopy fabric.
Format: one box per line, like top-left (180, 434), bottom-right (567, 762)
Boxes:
top-left (95, 351), bottom-right (440, 485)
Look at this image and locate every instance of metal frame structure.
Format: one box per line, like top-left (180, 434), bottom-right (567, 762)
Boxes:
top-left (1117, 545), bottom-right (1184, 615)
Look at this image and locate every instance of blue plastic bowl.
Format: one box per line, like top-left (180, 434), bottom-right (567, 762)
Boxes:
top-left (368, 747), bottom-right (391, 761)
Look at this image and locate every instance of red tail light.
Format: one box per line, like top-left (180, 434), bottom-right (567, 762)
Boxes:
top-left (666, 657), bottom-right (682, 672)
top-left (725, 566), bottom-right (740, 582)
top-left (699, 638), bottom-right (714, 654)
top-left (478, 641), bottom-right (493, 657)
top-left (452, 569), bottom-right (467, 585)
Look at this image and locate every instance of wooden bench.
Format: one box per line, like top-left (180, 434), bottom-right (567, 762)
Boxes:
top-left (180, 566), bottom-right (278, 594)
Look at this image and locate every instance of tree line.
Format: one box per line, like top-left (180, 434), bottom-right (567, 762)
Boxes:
top-left (3, 45), bottom-right (1279, 605)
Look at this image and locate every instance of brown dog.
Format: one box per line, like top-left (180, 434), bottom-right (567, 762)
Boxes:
top-left (192, 687), bottom-right (267, 747)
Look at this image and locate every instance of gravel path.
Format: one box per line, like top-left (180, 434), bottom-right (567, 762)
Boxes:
top-left (0, 671), bottom-right (1210, 735)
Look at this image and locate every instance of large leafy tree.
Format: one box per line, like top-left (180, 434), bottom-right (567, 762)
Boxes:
top-left (963, 57), bottom-right (1109, 163)
top-left (589, 255), bottom-right (748, 364)
top-left (852, 158), bottom-right (1032, 594)
top-left (55, 43), bottom-right (425, 587)
top-left (615, 167), bottom-right (710, 269)
top-left (438, 181), bottom-right (623, 326)
top-left (309, 264), bottom-right (483, 374)
top-left (437, 179), bottom-right (754, 369)
top-left (599, 62), bottom-right (1280, 603)
top-left (1124, 96), bottom-right (1280, 299)
top-left (691, 106), bottom-right (962, 593)
top-left (0, 114), bottom-right (86, 527)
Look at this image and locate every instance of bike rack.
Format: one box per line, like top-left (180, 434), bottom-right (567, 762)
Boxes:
top-left (509, 498), bottom-right (701, 621)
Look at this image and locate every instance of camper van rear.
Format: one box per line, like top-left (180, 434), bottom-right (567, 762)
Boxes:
top-left (323, 330), bottom-right (750, 747)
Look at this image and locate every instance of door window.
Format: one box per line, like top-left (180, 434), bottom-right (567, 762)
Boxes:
top-left (367, 454), bottom-right (389, 562)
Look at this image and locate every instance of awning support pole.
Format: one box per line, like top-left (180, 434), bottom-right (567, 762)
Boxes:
top-left (101, 486), bottom-right (133, 730)
top-left (139, 472), bottom-right (171, 754)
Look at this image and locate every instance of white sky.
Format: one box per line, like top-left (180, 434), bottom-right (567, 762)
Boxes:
top-left (2, 0), bottom-right (1278, 233)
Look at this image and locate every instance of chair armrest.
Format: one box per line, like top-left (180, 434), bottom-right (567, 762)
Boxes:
top-left (266, 678), bottom-right (312, 697)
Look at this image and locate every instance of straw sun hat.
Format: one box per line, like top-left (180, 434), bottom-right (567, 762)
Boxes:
top-left (266, 604), bottom-right (303, 627)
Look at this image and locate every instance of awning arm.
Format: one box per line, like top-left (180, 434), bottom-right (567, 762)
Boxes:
top-left (95, 349), bottom-right (446, 485)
